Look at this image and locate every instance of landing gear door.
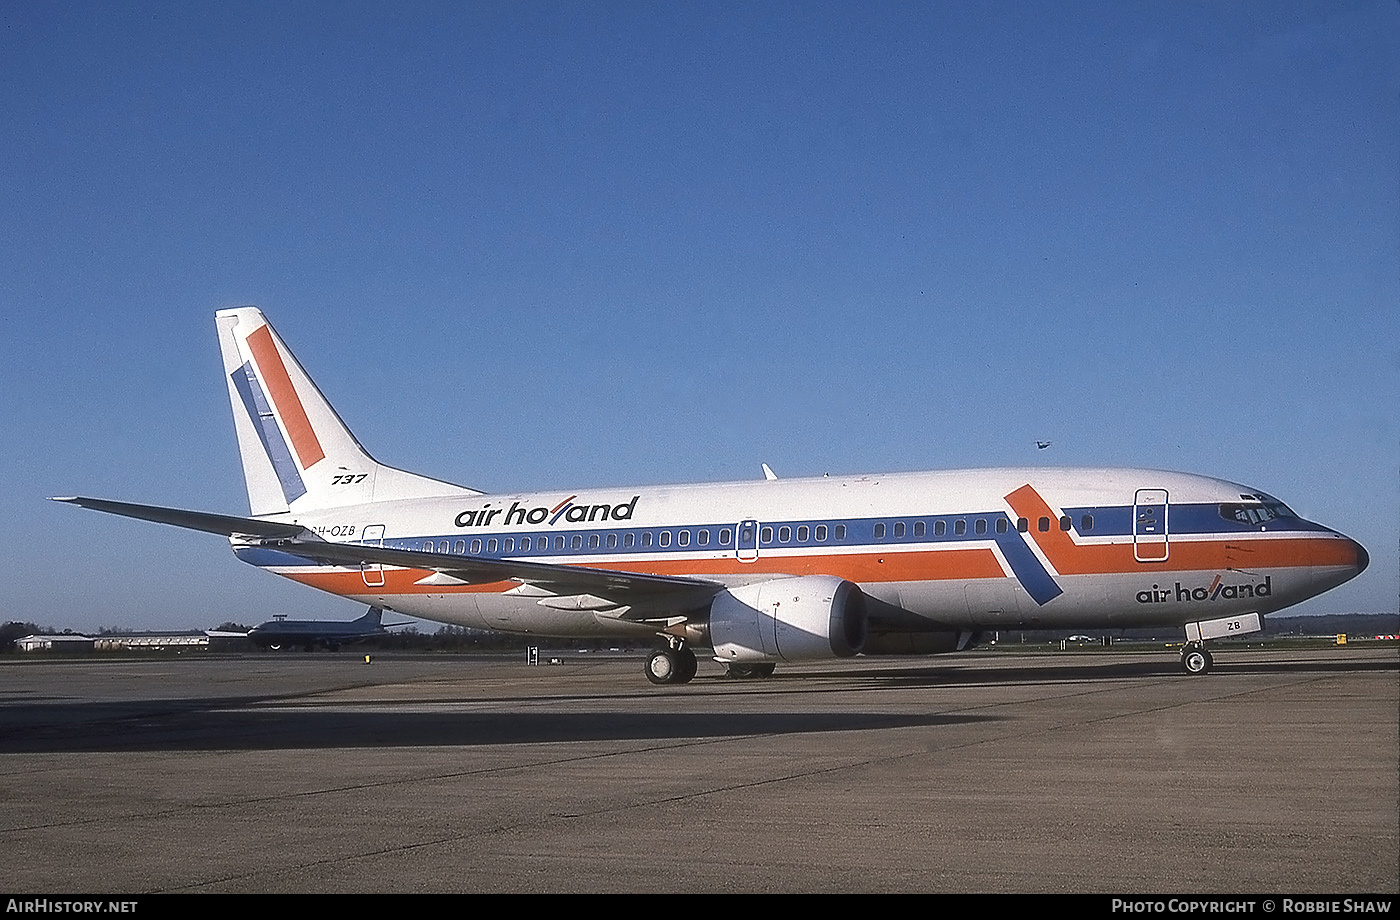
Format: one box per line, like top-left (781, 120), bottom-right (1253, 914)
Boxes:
top-left (361, 524), bottom-right (386, 586)
top-left (1133, 489), bottom-right (1169, 563)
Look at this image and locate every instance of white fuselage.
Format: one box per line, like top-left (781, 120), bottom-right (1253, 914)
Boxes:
top-left (238, 466), bottom-right (1366, 641)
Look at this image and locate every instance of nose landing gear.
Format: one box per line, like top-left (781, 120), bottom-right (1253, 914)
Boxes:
top-left (1180, 642), bottom-right (1214, 675)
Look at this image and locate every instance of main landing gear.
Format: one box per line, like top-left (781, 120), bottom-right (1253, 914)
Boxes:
top-left (645, 642), bottom-right (698, 685)
top-left (724, 663), bottom-right (776, 680)
top-left (1180, 642), bottom-right (1214, 676)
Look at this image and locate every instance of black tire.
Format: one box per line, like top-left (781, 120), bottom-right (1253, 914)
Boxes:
top-left (1181, 646), bottom-right (1212, 675)
top-left (645, 649), bottom-right (679, 685)
top-left (725, 662), bottom-right (775, 680)
top-left (675, 647), bottom-right (698, 684)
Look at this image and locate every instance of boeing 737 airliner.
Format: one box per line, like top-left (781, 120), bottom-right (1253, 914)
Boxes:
top-left (58, 308), bottom-right (1368, 683)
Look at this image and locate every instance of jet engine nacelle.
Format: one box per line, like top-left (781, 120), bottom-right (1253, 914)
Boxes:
top-left (706, 575), bottom-right (867, 663)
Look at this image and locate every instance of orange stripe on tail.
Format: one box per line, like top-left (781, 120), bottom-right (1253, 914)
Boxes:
top-left (245, 324), bottom-right (325, 469)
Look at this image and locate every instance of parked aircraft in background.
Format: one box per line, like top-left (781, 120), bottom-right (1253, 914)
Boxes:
top-left (58, 308), bottom-right (1368, 684)
top-left (239, 606), bottom-right (397, 651)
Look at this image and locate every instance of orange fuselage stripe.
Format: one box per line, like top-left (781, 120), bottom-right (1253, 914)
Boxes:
top-left (282, 547), bottom-right (1006, 595)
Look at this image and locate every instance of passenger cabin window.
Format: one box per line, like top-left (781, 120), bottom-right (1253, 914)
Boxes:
top-left (659, 531), bottom-right (670, 547)
top-left (914, 521), bottom-right (925, 537)
top-left (1017, 518), bottom-right (1029, 533)
top-left (1080, 515), bottom-right (1094, 532)
top-left (995, 519), bottom-right (1008, 534)
top-left (455, 540), bottom-right (465, 554)
top-left (797, 525), bottom-right (809, 541)
top-left (954, 520), bottom-right (966, 535)
top-left (719, 528), bottom-right (732, 545)
top-left (934, 521), bottom-right (946, 536)
top-left (1059, 516), bottom-right (1071, 531)
top-left (1038, 517), bottom-right (1050, 532)
top-left (471, 539), bottom-right (482, 554)
top-left (779, 526), bottom-right (791, 542)
top-left (874, 523), bottom-right (886, 539)
top-left (893, 522), bottom-right (905, 538)
top-left (975, 519), bottom-right (987, 535)
top-left (588, 534), bottom-right (599, 549)
top-left (835, 524), bottom-right (846, 540)
top-left (815, 525), bottom-right (827, 541)
top-left (698, 529), bottom-right (709, 545)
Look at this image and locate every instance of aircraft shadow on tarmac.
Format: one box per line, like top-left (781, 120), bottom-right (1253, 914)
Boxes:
top-left (1, 655), bottom-right (1390, 754)
top-left (0, 701), bottom-right (998, 754)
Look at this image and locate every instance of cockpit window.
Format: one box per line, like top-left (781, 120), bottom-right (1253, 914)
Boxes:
top-left (1220, 502), bottom-right (1294, 526)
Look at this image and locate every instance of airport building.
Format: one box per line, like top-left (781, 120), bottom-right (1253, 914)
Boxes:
top-left (12, 632), bottom-right (210, 652)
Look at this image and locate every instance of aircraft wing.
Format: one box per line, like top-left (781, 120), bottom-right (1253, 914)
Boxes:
top-left (256, 538), bottom-right (725, 614)
top-left (56, 497), bottom-right (725, 617)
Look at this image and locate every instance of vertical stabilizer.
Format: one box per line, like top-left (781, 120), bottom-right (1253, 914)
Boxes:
top-left (216, 307), bottom-right (480, 516)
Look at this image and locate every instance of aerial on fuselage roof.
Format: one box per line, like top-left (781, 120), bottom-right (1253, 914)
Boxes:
top-left (57, 307), bottom-right (1368, 684)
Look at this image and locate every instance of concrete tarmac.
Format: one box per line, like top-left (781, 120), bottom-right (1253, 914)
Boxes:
top-left (1, 647), bottom-right (1395, 893)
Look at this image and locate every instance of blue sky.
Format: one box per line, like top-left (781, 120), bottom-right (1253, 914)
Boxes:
top-left (3, 2), bottom-right (1396, 631)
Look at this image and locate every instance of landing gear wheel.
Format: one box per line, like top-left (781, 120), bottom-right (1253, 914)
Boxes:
top-left (675, 647), bottom-right (697, 684)
top-left (724, 662), bottom-right (776, 680)
top-left (1181, 645), bottom-right (1213, 676)
top-left (646, 648), bottom-right (678, 684)
top-left (646, 645), bottom-right (698, 685)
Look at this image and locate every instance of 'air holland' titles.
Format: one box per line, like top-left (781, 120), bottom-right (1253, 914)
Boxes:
top-left (1136, 574), bottom-right (1272, 605)
top-left (454, 495), bottom-right (640, 529)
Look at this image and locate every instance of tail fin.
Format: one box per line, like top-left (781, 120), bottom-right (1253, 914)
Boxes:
top-left (216, 307), bottom-right (480, 516)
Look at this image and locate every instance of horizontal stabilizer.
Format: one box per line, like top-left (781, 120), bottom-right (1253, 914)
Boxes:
top-left (52, 497), bottom-right (307, 539)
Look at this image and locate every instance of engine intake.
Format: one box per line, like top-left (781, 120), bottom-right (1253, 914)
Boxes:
top-left (704, 575), bottom-right (867, 663)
